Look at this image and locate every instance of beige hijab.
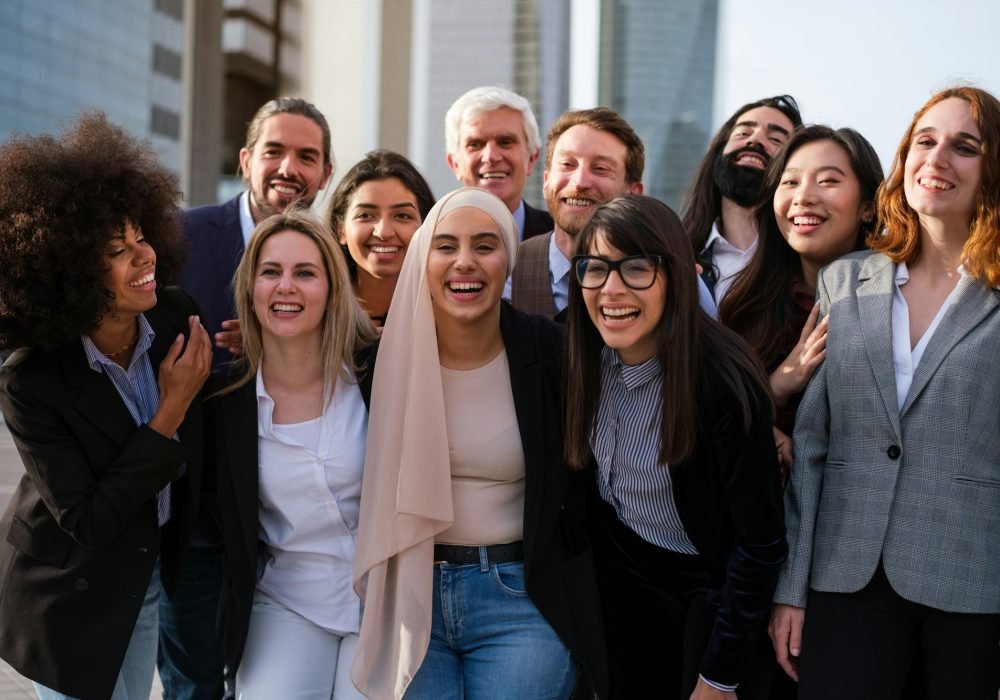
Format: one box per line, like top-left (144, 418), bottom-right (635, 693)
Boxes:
top-left (351, 187), bottom-right (518, 699)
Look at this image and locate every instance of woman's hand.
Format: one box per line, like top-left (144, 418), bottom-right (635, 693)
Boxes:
top-left (770, 303), bottom-right (827, 407)
top-left (774, 426), bottom-right (793, 485)
top-left (214, 318), bottom-right (243, 356)
top-left (149, 315), bottom-right (212, 437)
top-left (689, 676), bottom-right (736, 700)
top-left (769, 603), bottom-right (806, 681)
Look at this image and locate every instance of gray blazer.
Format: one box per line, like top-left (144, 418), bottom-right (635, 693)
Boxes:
top-left (775, 251), bottom-right (1000, 614)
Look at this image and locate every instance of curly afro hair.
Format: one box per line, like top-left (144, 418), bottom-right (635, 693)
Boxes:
top-left (0, 112), bottom-right (185, 350)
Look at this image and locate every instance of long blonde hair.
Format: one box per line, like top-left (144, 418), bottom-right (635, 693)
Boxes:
top-left (221, 207), bottom-right (377, 395)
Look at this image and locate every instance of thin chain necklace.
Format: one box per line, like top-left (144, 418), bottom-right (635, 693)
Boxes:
top-left (103, 332), bottom-right (139, 359)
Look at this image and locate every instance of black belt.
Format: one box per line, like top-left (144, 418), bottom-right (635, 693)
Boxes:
top-left (433, 541), bottom-right (523, 565)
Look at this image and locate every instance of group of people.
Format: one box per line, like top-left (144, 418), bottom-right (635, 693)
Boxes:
top-left (0, 78), bottom-right (995, 700)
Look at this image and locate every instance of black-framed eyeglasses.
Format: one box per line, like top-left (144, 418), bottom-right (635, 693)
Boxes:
top-left (573, 255), bottom-right (663, 290)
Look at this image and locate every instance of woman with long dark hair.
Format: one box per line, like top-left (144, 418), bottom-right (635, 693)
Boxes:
top-left (720, 125), bottom-right (883, 454)
top-left (770, 86), bottom-right (1000, 698)
top-left (564, 194), bottom-right (786, 699)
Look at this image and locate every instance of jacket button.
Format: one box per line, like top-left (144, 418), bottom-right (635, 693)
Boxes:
top-left (886, 445), bottom-right (901, 460)
top-left (74, 578), bottom-right (89, 591)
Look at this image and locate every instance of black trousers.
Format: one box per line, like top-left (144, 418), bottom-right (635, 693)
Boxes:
top-left (798, 563), bottom-right (1000, 700)
top-left (592, 501), bottom-right (774, 700)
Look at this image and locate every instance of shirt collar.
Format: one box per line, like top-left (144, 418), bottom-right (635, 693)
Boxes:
top-left (603, 345), bottom-right (662, 391)
top-left (81, 313), bottom-right (155, 373)
top-left (548, 232), bottom-right (571, 283)
top-left (512, 200), bottom-right (526, 241)
top-left (239, 191), bottom-right (256, 247)
top-left (701, 221), bottom-right (724, 255)
top-left (895, 261), bottom-right (968, 287)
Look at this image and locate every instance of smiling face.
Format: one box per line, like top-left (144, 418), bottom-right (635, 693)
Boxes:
top-left (102, 221), bottom-right (158, 319)
top-left (774, 139), bottom-right (872, 268)
top-left (581, 232), bottom-right (666, 366)
top-left (543, 124), bottom-right (642, 238)
top-left (903, 97), bottom-right (983, 231)
top-left (339, 177), bottom-right (422, 282)
top-left (426, 206), bottom-right (508, 326)
top-left (252, 230), bottom-right (330, 343)
top-left (239, 113), bottom-right (333, 222)
top-left (447, 107), bottom-right (538, 212)
top-left (714, 106), bottom-right (796, 207)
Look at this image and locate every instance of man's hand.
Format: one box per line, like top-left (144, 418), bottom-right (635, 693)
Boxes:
top-left (214, 318), bottom-right (243, 356)
top-left (769, 603), bottom-right (806, 681)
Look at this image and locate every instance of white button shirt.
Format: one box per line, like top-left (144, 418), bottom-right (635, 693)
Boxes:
top-left (254, 368), bottom-right (367, 634)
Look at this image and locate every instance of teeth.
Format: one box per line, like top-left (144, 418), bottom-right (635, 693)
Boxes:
top-left (793, 216), bottom-right (823, 226)
top-left (479, 172), bottom-right (507, 180)
top-left (129, 273), bottom-right (154, 287)
top-left (449, 282), bottom-right (483, 291)
top-left (564, 198), bottom-right (594, 207)
top-left (602, 306), bottom-right (639, 318)
top-left (272, 184), bottom-right (298, 194)
top-left (370, 245), bottom-right (401, 254)
top-left (737, 154), bottom-right (766, 167)
top-left (272, 303), bottom-right (302, 312)
top-left (919, 177), bottom-right (952, 190)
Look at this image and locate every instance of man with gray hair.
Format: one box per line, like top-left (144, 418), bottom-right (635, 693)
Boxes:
top-left (445, 86), bottom-right (552, 240)
top-left (165, 96), bottom-right (335, 700)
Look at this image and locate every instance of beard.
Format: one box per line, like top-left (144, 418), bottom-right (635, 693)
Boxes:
top-left (712, 147), bottom-right (768, 208)
top-left (544, 188), bottom-right (600, 238)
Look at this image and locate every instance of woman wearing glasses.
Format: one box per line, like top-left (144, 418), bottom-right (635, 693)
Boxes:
top-left (564, 195), bottom-right (786, 699)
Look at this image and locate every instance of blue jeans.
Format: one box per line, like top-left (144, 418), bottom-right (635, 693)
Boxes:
top-left (34, 560), bottom-right (161, 700)
top-left (157, 546), bottom-right (227, 700)
top-left (405, 558), bottom-right (578, 700)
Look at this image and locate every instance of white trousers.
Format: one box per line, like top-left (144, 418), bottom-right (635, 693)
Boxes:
top-left (235, 590), bottom-right (364, 700)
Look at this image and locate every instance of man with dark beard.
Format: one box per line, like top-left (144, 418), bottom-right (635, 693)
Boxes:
top-left (509, 107), bottom-right (716, 320)
top-left (682, 96), bottom-right (802, 302)
top-left (164, 97), bottom-right (334, 700)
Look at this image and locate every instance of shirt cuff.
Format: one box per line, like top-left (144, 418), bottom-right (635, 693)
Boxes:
top-left (700, 674), bottom-right (738, 693)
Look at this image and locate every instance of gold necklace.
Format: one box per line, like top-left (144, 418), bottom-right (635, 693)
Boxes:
top-left (103, 333), bottom-right (139, 359)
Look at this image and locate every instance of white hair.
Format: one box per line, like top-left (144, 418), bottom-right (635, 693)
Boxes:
top-left (444, 86), bottom-right (541, 156)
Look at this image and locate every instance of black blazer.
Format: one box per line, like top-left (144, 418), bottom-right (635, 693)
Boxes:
top-left (180, 195), bottom-right (245, 370)
top-left (667, 361), bottom-right (786, 687)
top-left (522, 200), bottom-right (554, 240)
top-left (0, 287), bottom-right (205, 699)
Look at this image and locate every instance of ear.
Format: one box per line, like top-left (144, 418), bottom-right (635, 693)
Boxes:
top-left (238, 148), bottom-right (251, 183)
top-left (525, 149), bottom-right (540, 177)
top-left (319, 162), bottom-right (333, 190)
top-left (446, 152), bottom-right (462, 179)
top-left (337, 226), bottom-right (347, 245)
top-left (860, 201), bottom-right (876, 223)
top-left (629, 181), bottom-right (644, 195)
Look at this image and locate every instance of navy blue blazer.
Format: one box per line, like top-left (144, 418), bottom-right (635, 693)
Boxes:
top-left (180, 195), bottom-right (245, 369)
top-left (522, 200), bottom-right (554, 240)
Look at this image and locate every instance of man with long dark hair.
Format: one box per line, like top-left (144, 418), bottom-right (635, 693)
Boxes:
top-left (682, 96), bottom-right (802, 302)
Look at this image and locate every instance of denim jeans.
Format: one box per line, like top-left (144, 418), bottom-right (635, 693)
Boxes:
top-left (405, 558), bottom-right (578, 700)
top-left (34, 560), bottom-right (161, 700)
top-left (157, 546), bottom-right (227, 700)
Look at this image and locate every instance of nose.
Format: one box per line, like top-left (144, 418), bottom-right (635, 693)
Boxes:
top-left (372, 216), bottom-right (389, 240)
top-left (276, 272), bottom-right (296, 293)
top-left (793, 180), bottom-right (818, 206)
top-left (454, 245), bottom-right (476, 271)
top-left (278, 153), bottom-right (300, 178)
top-left (481, 141), bottom-right (500, 163)
top-left (601, 267), bottom-right (628, 294)
top-left (568, 166), bottom-right (592, 191)
top-left (925, 141), bottom-right (949, 169)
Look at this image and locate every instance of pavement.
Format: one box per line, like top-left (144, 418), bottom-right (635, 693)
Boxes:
top-left (0, 414), bottom-right (164, 699)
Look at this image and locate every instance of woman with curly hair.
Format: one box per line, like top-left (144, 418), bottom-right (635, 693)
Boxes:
top-left (329, 149), bottom-right (435, 328)
top-left (0, 113), bottom-right (212, 700)
top-left (770, 86), bottom-right (1000, 698)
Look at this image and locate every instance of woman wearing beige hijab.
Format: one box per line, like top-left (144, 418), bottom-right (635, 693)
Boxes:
top-left (352, 187), bottom-right (607, 699)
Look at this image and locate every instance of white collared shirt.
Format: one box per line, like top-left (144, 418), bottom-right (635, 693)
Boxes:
top-left (254, 368), bottom-right (367, 633)
top-left (701, 222), bottom-right (757, 302)
top-left (890, 262), bottom-right (967, 412)
top-left (238, 191), bottom-right (256, 247)
top-left (512, 199), bottom-right (526, 242)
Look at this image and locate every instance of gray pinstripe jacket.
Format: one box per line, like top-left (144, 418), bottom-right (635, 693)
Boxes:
top-left (775, 251), bottom-right (1000, 614)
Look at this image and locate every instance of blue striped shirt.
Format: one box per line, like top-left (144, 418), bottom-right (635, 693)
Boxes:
top-left (591, 347), bottom-right (698, 555)
top-left (81, 314), bottom-right (172, 526)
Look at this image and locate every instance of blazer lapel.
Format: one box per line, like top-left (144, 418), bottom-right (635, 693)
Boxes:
top-left (901, 278), bottom-right (1000, 416)
top-left (855, 255), bottom-right (902, 440)
top-left (220, 381), bottom-right (260, 566)
top-left (61, 342), bottom-right (136, 447)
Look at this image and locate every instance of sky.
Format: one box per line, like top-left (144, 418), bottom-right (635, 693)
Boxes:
top-left (715, 0), bottom-right (1000, 174)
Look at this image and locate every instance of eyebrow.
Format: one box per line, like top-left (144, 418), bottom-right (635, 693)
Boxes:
top-left (733, 120), bottom-right (791, 137)
top-left (433, 231), bottom-right (501, 240)
top-left (782, 165), bottom-right (848, 176)
top-left (355, 202), bottom-right (418, 211)
top-left (466, 131), bottom-right (520, 142)
top-left (261, 140), bottom-right (323, 156)
top-left (914, 126), bottom-right (982, 144)
top-left (258, 260), bottom-right (321, 268)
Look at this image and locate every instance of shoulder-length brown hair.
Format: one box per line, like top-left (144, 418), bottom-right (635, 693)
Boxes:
top-left (720, 125), bottom-right (883, 370)
top-left (564, 194), bottom-right (769, 468)
top-left (872, 86), bottom-right (1000, 286)
top-left (221, 208), bottom-right (376, 395)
